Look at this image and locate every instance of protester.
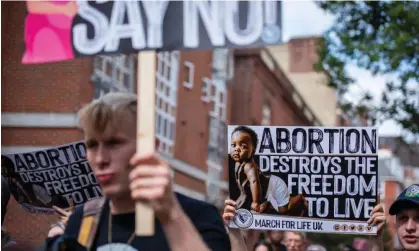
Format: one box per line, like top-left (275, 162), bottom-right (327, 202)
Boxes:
top-left (47, 202), bottom-right (75, 238)
top-left (284, 231), bottom-right (305, 251)
top-left (39, 92), bottom-right (230, 251)
top-left (1, 176), bottom-right (16, 248)
top-left (253, 239), bottom-right (274, 251)
top-left (387, 184), bottom-right (419, 251)
top-left (266, 230), bottom-right (287, 251)
top-left (305, 244), bottom-right (326, 251)
top-left (1, 176), bottom-right (10, 227)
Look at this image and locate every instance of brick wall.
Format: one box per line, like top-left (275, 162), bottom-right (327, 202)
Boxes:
top-left (231, 49), bottom-right (313, 126)
top-left (288, 37), bottom-right (321, 73)
top-left (174, 50), bottom-right (213, 174)
top-left (1, 2), bottom-right (94, 249)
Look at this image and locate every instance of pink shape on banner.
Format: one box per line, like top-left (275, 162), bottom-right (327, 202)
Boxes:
top-left (22, 1), bottom-right (78, 64)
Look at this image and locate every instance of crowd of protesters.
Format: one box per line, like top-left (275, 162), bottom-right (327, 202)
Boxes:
top-left (1, 92), bottom-right (418, 251)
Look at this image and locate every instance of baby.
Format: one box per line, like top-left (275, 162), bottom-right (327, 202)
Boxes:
top-left (229, 126), bottom-right (307, 215)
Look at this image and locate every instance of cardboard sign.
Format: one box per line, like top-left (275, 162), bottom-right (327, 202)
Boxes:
top-left (228, 126), bottom-right (379, 234)
top-left (1, 141), bottom-right (103, 214)
top-left (22, 0), bottom-right (282, 64)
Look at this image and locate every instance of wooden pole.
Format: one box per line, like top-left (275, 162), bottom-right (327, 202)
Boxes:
top-left (135, 51), bottom-right (157, 236)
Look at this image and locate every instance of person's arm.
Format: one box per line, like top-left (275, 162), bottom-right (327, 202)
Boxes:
top-left (223, 199), bottom-right (248, 251)
top-left (244, 163), bottom-right (262, 212)
top-left (26, 1), bottom-right (78, 17)
top-left (129, 154), bottom-right (230, 251)
top-left (161, 199), bottom-right (230, 251)
top-left (229, 228), bottom-right (248, 251)
top-left (36, 206), bottom-right (83, 251)
top-left (27, 1), bottom-right (67, 14)
top-left (368, 204), bottom-right (386, 251)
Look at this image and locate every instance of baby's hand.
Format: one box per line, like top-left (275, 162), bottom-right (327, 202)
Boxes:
top-left (223, 199), bottom-right (237, 226)
top-left (251, 202), bottom-right (260, 212)
top-left (259, 201), bottom-right (270, 213)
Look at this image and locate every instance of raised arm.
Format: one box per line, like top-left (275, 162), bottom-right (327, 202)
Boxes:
top-left (223, 199), bottom-right (248, 251)
top-left (129, 153), bottom-right (230, 251)
top-left (368, 204), bottom-right (386, 251)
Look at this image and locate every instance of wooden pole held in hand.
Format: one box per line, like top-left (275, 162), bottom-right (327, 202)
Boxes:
top-left (135, 51), bottom-right (157, 236)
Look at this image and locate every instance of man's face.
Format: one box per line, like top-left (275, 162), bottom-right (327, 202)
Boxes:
top-left (85, 112), bottom-right (136, 200)
top-left (268, 230), bottom-right (284, 244)
top-left (255, 245), bottom-right (269, 251)
top-left (285, 232), bottom-right (303, 251)
top-left (396, 208), bottom-right (419, 251)
top-left (230, 131), bottom-right (254, 163)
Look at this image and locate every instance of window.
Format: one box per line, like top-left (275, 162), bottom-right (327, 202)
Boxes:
top-left (262, 102), bottom-right (272, 126)
top-left (92, 54), bottom-right (136, 99)
top-left (155, 51), bottom-right (180, 156)
top-left (201, 77), bottom-right (211, 103)
top-left (183, 61), bottom-right (194, 89)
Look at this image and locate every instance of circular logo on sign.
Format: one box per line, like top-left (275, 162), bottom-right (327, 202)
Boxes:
top-left (357, 225), bottom-right (364, 232)
top-left (406, 185), bottom-right (419, 198)
top-left (333, 224), bottom-right (340, 231)
top-left (261, 24), bottom-right (281, 44)
top-left (350, 224), bottom-right (356, 231)
top-left (366, 225), bottom-right (373, 232)
top-left (233, 208), bottom-right (254, 229)
top-left (342, 224), bottom-right (348, 231)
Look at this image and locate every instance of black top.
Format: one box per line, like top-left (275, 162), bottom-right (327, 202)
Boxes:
top-left (49, 193), bottom-right (230, 251)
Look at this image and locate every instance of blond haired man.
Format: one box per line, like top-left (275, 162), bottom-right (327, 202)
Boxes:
top-left (42, 92), bottom-right (230, 251)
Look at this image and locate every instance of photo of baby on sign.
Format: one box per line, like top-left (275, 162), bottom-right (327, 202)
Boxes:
top-left (229, 126), bottom-right (308, 216)
top-left (228, 125), bottom-right (379, 234)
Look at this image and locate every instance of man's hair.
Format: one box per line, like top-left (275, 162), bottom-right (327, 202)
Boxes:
top-left (1, 156), bottom-right (16, 176)
top-left (285, 231), bottom-right (306, 240)
top-left (253, 239), bottom-right (273, 251)
top-left (232, 126), bottom-right (259, 150)
top-left (78, 92), bottom-right (137, 133)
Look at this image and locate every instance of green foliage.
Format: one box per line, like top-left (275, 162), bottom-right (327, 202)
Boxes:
top-left (314, 0), bottom-right (419, 138)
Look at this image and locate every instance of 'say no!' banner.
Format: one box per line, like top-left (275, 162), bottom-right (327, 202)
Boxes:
top-left (1, 141), bottom-right (103, 214)
top-left (228, 126), bottom-right (379, 235)
top-left (22, 0), bottom-right (282, 64)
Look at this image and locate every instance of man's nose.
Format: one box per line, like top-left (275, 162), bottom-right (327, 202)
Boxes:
top-left (406, 218), bottom-right (417, 231)
top-left (95, 145), bottom-right (109, 167)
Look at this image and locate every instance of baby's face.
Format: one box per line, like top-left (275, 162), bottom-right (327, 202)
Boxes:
top-left (230, 131), bottom-right (254, 162)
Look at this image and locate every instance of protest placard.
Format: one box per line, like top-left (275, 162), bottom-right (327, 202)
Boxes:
top-left (22, 0), bottom-right (282, 64)
top-left (1, 141), bottom-right (103, 214)
top-left (228, 126), bottom-right (379, 235)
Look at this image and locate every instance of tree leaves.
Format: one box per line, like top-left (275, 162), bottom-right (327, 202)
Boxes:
top-left (315, 0), bottom-right (419, 137)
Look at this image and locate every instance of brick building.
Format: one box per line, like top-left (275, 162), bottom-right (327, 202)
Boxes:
top-left (266, 37), bottom-right (337, 127)
top-left (1, 2), bottom-right (316, 250)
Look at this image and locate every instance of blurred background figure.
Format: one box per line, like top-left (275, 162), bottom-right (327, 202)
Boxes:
top-left (266, 230), bottom-right (287, 251)
top-left (1, 176), bottom-right (16, 248)
top-left (306, 244), bottom-right (326, 251)
top-left (254, 239), bottom-right (275, 251)
top-left (284, 231), bottom-right (305, 251)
